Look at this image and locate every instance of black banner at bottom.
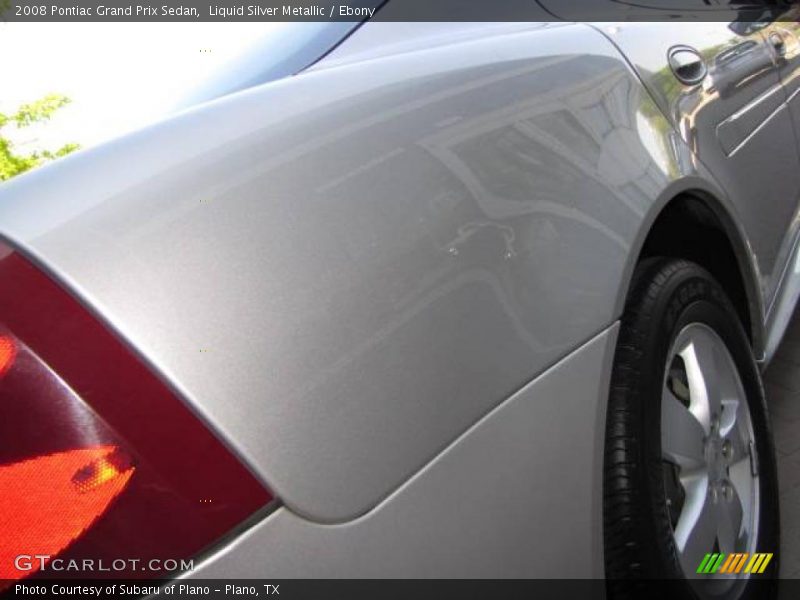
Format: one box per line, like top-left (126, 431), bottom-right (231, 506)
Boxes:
top-left (2, 579), bottom-right (799, 600)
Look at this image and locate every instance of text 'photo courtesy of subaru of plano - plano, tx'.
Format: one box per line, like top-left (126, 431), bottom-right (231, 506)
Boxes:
top-left (2, 1), bottom-right (800, 598)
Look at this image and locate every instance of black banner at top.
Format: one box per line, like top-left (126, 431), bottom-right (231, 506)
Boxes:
top-left (2, 0), bottom-right (800, 22)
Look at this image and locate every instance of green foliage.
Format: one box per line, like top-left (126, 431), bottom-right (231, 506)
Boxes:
top-left (0, 94), bottom-right (80, 181)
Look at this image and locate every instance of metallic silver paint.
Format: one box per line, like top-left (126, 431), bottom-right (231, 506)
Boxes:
top-left (596, 22), bottom-right (800, 308)
top-left (187, 326), bottom-right (617, 578)
top-left (1, 18), bottom-right (799, 574)
top-left (761, 14), bottom-right (800, 364)
top-left (765, 236), bottom-right (800, 363)
top-left (0, 23), bottom-right (710, 522)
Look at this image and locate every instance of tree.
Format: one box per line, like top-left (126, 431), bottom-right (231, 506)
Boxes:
top-left (0, 94), bottom-right (80, 181)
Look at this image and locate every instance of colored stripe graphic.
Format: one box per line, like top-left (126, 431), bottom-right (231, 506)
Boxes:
top-left (758, 554), bottom-right (773, 573)
top-left (719, 553), bottom-right (749, 574)
top-left (698, 553), bottom-right (773, 574)
top-left (720, 554), bottom-right (737, 573)
top-left (697, 554), bottom-right (713, 574)
top-left (745, 553), bottom-right (773, 574)
top-left (734, 553), bottom-right (749, 573)
top-left (711, 554), bottom-right (725, 573)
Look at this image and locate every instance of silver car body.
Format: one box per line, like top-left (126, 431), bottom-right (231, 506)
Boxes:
top-left (2, 15), bottom-right (800, 577)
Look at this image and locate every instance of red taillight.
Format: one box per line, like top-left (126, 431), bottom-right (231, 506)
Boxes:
top-left (0, 335), bottom-right (15, 376)
top-left (0, 447), bottom-right (135, 580)
top-left (0, 242), bottom-right (273, 580)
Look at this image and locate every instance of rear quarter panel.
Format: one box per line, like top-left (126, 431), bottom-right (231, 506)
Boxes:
top-left (0, 22), bottom-right (727, 522)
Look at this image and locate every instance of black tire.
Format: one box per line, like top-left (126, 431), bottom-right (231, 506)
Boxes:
top-left (603, 258), bottom-right (779, 599)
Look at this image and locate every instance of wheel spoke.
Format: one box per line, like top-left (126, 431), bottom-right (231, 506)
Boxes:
top-left (662, 388), bottom-right (707, 470)
top-left (717, 483), bottom-right (744, 553)
top-left (728, 456), bottom-right (755, 536)
top-left (679, 334), bottom-right (721, 434)
top-left (719, 398), bottom-right (740, 440)
top-left (725, 419), bottom-right (750, 467)
top-left (725, 406), bottom-right (756, 546)
top-left (675, 476), bottom-right (716, 571)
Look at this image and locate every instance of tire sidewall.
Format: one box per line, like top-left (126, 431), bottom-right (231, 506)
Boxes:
top-left (637, 263), bottom-right (779, 596)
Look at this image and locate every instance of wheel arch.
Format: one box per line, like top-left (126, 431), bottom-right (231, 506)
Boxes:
top-left (617, 181), bottom-right (765, 360)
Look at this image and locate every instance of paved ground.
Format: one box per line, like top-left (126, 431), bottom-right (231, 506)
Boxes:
top-left (764, 311), bottom-right (800, 578)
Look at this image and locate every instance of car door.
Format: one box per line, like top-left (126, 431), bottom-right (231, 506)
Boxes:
top-left (539, 1), bottom-right (800, 313)
top-left (604, 22), bottom-right (800, 312)
top-left (607, 20), bottom-right (800, 308)
top-left (760, 6), bottom-right (800, 154)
